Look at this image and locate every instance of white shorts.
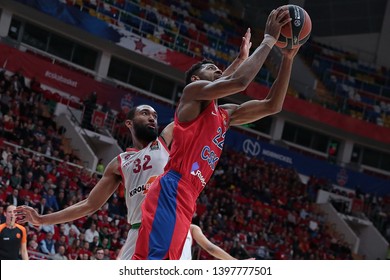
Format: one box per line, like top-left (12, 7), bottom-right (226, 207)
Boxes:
top-left (117, 228), bottom-right (139, 260)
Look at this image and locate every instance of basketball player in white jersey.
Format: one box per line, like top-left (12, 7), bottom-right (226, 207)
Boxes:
top-left (15, 104), bottom-right (173, 259)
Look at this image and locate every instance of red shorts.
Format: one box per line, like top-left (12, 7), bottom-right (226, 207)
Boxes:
top-left (131, 170), bottom-right (197, 260)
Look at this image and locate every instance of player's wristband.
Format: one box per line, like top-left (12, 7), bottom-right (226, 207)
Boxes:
top-left (261, 34), bottom-right (277, 49)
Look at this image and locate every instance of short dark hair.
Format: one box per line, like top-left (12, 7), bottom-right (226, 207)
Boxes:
top-left (185, 59), bottom-right (214, 85)
top-left (126, 104), bottom-right (149, 120)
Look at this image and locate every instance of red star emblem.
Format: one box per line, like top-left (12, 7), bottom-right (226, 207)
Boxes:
top-left (134, 38), bottom-right (146, 52)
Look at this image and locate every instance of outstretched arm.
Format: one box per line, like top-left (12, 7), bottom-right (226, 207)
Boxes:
top-left (220, 28), bottom-right (252, 77)
top-left (223, 47), bottom-right (300, 126)
top-left (15, 158), bottom-right (122, 225)
top-left (181, 8), bottom-right (290, 102)
top-left (191, 224), bottom-right (255, 260)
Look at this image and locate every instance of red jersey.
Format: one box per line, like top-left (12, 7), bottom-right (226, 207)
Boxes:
top-left (165, 101), bottom-right (229, 195)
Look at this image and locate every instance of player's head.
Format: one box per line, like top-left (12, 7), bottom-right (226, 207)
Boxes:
top-left (185, 59), bottom-right (222, 85)
top-left (125, 105), bottom-right (158, 145)
top-left (5, 205), bottom-right (16, 225)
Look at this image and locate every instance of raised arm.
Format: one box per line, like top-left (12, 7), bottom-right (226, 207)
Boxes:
top-left (223, 47), bottom-right (300, 126)
top-left (220, 28), bottom-right (252, 77)
top-left (15, 157), bottom-right (122, 225)
top-left (182, 8), bottom-right (290, 102)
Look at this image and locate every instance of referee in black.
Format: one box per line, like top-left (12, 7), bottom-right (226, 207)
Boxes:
top-left (0, 205), bottom-right (29, 260)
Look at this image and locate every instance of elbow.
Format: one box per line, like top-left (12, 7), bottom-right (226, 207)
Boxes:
top-left (271, 105), bottom-right (283, 114)
top-left (84, 199), bottom-right (99, 215)
top-left (265, 102), bottom-right (283, 115)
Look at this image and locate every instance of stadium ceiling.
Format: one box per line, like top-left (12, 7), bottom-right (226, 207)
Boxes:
top-left (232, 0), bottom-right (388, 36)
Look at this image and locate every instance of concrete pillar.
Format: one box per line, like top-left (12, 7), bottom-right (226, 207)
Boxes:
top-left (376, 0), bottom-right (390, 68)
top-left (0, 9), bottom-right (12, 37)
top-left (96, 51), bottom-right (111, 81)
top-left (270, 117), bottom-right (285, 141)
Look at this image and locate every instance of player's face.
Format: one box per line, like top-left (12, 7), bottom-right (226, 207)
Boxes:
top-left (6, 206), bottom-right (16, 223)
top-left (132, 105), bottom-right (159, 143)
top-left (197, 63), bottom-right (223, 81)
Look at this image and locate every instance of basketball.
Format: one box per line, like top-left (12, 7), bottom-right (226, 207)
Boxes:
top-left (275, 5), bottom-right (312, 49)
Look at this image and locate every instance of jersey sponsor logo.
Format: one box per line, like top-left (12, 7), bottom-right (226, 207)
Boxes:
top-left (129, 175), bottom-right (158, 197)
top-left (201, 146), bottom-right (219, 170)
top-left (190, 162), bottom-right (206, 187)
top-left (149, 141), bottom-right (160, 151)
top-left (123, 159), bottom-right (134, 168)
top-left (16, 233), bottom-right (21, 239)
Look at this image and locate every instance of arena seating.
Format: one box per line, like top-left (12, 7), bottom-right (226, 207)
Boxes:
top-left (4, 69), bottom-right (385, 259)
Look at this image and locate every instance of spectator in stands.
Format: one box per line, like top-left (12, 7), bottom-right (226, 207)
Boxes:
top-left (6, 188), bottom-right (22, 206)
top-left (85, 223), bottom-right (100, 244)
top-left (89, 235), bottom-right (100, 252)
top-left (40, 231), bottom-right (56, 256)
top-left (43, 188), bottom-right (59, 211)
top-left (81, 91), bottom-right (98, 130)
top-left (91, 247), bottom-right (105, 260)
top-left (66, 238), bottom-right (81, 260)
top-left (52, 245), bottom-right (68, 260)
top-left (36, 197), bottom-right (49, 215)
top-left (0, 205), bottom-right (5, 224)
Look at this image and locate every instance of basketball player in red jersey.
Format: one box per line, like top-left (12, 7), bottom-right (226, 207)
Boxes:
top-left (132, 7), bottom-right (300, 260)
top-left (15, 22), bottom-right (259, 259)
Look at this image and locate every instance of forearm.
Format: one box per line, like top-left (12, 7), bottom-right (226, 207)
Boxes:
top-left (265, 55), bottom-right (294, 111)
top-left (39, 199), bottom-right (94, 225)
top-left (209, 245), bottom-right (237, 260)
top-left (21, 244), bottom-right (29, 260)
top-left (231, 36), bottom-right (274, 86)
top-left (222, 56), bottom-right (245, 77)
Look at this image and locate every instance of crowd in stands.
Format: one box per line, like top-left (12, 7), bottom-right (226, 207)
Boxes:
top-left (3, 0), bottom-right (390, 258)
top-left (65, 0), bottom-right (246, 68)
top-left (1, 57), bottom-right (390, 260)
top-left (300, 40), bottom-right (390, 128)
top-left (59, 0), bottom-right (390, 129)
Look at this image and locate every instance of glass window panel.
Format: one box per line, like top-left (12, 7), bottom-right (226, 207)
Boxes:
top-left (47, 34), bottom-right (73, 60)
top-left (22, 23), bottom-right (48, 50)
top-left (108, 57), bottom-right (131, 82)
top-left (151, 75), bottom-right (174, 99)
top-left (129, 66), bottom-right (152, 91)
top-left (8, 18), bottom-right (21, 40)
top-left (281, 122), bottom-right (296, 142)
top-left (72, 44), bottom-right (98, 70)
top-left (362, 148), bottom-right (381, 168)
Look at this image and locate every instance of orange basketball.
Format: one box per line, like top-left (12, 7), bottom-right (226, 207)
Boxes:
top-left (275, 5), bottom-right (312, 49)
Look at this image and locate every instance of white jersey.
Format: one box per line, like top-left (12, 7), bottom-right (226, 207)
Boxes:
top-left (117, 138), bottom-right (169, 225)
top-left (179, 230), bottom-right (193, 260)
top-left (117, 138), bottom-right (169, 260)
